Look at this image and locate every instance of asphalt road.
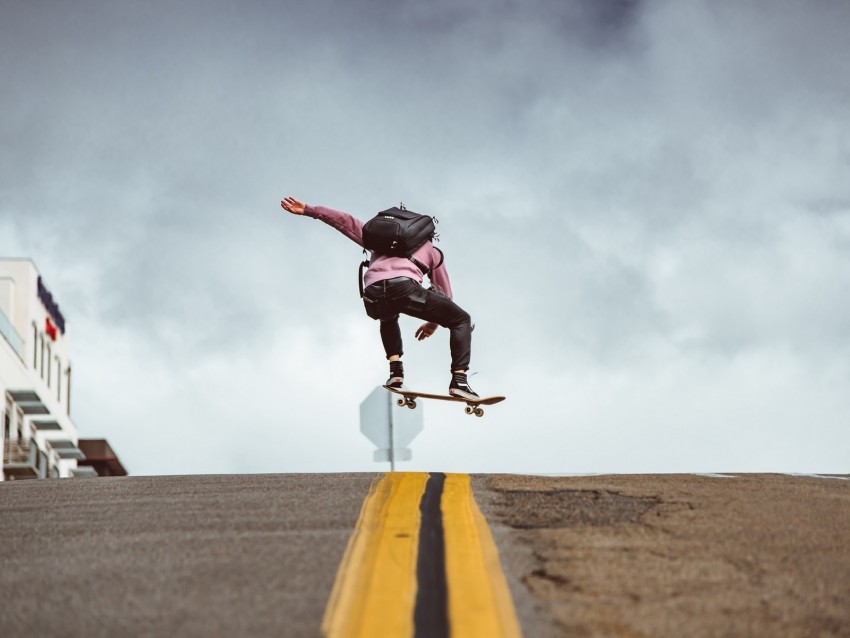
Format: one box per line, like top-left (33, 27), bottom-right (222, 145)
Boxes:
top-left (0, 473), bottom-right (378, 638)
top-left (2, 473), bottom-right (849, 637)
top-left (474, 473), bottom-right (850, 638)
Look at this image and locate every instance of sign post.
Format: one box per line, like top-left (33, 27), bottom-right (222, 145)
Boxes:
top-left (360, 386), bottom-right (423, 470)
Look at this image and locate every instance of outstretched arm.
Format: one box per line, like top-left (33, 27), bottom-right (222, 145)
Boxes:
top-left (280, 196), bottom-right (365, 247)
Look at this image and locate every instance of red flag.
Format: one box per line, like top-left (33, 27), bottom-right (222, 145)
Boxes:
top-left (45, 317), bottom-right (57, 341)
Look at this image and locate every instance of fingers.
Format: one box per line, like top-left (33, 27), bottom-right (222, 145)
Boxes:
top-left (280, 196), bottom-right (304, 214)
top-left (415, 324), bottom-right (436, 340)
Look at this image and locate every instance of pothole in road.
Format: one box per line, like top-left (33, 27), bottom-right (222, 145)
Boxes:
top-left (491, 489), bottom-right (660, 529)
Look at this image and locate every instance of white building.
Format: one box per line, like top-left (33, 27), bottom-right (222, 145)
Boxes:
top-left (1, 258), bottom-right (99, 479)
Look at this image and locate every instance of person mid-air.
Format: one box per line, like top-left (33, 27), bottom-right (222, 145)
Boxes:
top-left (280, 196), bottom-right (479, 400)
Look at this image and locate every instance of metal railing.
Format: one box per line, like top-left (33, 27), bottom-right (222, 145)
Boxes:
top-left (3, 439), bottom-right (39, 477)
top-left (4, 438), bottom-right (31, 463)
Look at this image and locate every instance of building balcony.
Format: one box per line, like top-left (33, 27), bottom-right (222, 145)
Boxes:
top-left (47, 439), bottom-right (86, 461)
top-left (70, 466), bottom-right (99, 478)
top-left (6, 389), bottom-right (50, 416)
top-left (3, 439), bottom-right (39, 479)
top-left (77, 439), bottom-right (128, 476)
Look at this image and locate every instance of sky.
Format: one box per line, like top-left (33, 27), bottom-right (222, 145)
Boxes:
top-left (2, 0), bottom-right (849, 476)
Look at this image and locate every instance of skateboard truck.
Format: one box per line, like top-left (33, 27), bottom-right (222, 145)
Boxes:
top-left (395, 394), bottom-right (485, 417)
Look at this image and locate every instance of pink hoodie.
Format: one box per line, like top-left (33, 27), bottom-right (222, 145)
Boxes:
top-left (305, 205), bottom-right (454, 299)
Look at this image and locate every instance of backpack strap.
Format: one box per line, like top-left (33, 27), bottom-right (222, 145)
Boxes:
top-left (359, 257), bottom-right (370, 299)
top-left (411, 247), bottom-right (444, 275)
top-left (433, 247), bottom-right (445, 270)
top-left (410, 257), bottom-right (427, 274)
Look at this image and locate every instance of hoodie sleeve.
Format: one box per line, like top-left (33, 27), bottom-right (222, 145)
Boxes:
top-left (421, 244), bottom-right (453, 300)
top-left (304, 205), bottom-right (365, 247)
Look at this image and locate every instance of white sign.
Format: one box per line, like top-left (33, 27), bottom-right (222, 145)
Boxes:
top-left (360, 386), bottom-right (423, 468)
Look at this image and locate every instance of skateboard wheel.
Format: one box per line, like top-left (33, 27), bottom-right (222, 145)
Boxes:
top-left (408, 400), bottom-right (417, 410)
top-left (397, 398), bottom-right (406, 407)
top-left (474, 408), bottom-right (484, 417)
top-left (465, 406), bottom-right (474, 415)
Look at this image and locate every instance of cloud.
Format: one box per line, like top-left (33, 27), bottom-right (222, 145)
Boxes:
top-left (2, 0), bottom-right (849, 474)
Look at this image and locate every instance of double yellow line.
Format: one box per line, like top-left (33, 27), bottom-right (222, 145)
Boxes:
top-left (321, 472), bottom-right (522, 638)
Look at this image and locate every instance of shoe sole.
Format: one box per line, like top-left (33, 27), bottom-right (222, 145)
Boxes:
top-left (450, 389), bottom-right (480, 401)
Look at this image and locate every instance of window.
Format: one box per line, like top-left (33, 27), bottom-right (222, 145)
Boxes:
top-left (56, 356), bottom-right (62, 401)
top-left (47, 343), bottom-right (52, 387)
top-left (32, 323), bottom-right (38, 369)
top-left (65, 367), bottom-right (72, 416)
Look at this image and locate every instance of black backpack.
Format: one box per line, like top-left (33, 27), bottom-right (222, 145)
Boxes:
top-left (359, 204), bottom-right (443, 298)
top-left (362, 205), bottom-right (436, 257)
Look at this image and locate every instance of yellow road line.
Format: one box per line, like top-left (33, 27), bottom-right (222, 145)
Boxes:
top-left (322, 472), bottom-right (523, 637)
top-left (443, 473), bottom-right (523, 638)
top-left (321, 472), bottom-right (428, 638)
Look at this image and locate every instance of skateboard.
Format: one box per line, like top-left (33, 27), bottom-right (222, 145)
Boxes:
top-left (384, 385), bottom-right (506, 418)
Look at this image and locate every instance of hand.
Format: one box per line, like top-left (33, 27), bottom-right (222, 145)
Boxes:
top-left (281, 196), bottom-right (306, 215)
top-left (415, 322), bottom-right (438, 341)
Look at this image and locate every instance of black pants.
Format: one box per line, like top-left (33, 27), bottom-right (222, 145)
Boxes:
top-left (363, 277), bottom-right (472, 372)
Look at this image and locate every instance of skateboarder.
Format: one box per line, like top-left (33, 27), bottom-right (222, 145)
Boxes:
top-left (280, 196), bottom-right (479, 400)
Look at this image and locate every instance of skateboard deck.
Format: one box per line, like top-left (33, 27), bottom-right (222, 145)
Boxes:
top-left (384, 385), bottom-right (506, 417)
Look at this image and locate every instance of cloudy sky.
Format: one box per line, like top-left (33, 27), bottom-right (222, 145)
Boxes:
top-left (2, 0), bottom-right (849, 476)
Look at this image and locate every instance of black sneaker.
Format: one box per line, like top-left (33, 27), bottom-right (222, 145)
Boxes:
top-left (386, 361), bottom-right (405, 389)
top-left (449, 373), bottom-right (479, 400)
